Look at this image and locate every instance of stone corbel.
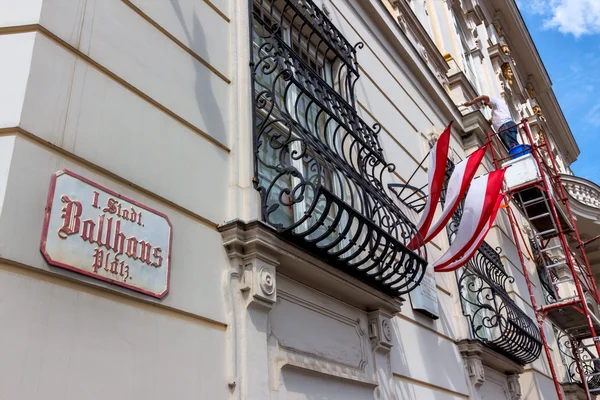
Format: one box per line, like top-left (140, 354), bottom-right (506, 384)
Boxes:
top-left (239, 258), bottom-right (277, 308)
top-left (465, 355), bottom-right (485, 387)
top-left (368, 310), bottom-right (394, 352)
top-left (368, 310), bottom-right (398, 400)
top-left (507, 374), bottom-right (522, 400)
top-left (221, 220), bottom-right (279, 310)
top-left (457, 339), bottom-right (524, 391)
top-left (458, 340), bottom-right (486, 388)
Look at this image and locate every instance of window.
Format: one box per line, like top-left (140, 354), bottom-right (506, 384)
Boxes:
top-left (452, 14), bottom-right (480, 92)
top-left (249, 0), bottom-right (427, 296)
top-left (252, 13), bottom-right (351, 251)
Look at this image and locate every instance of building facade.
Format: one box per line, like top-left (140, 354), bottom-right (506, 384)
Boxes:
top-left (0, 0), bottom-right (596, 399)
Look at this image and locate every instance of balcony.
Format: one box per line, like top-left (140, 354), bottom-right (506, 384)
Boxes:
top-left (457, 241), bottom-right (542, 365)
top-left (440, 160), bottom-right (542, 365)
top-left (556, 328), bottom-right (600, 393)
top-left (562, 175), bottom-right (600, 281)
top-left (249, 0), bottom-right (427, 296)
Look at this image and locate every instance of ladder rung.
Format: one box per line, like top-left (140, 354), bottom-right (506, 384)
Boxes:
top-left (586, 371), bottom-right (600, 378)
top-left (545, 261), bottom-right (566, 269)
top-left (556, 295), bottom-right (580, 303)
top-left (538, 228), bottom-right (557, 236)
top-left (529, 212), bottom-right (551, 221)
top-left (523, 197), bottom-right (546, 206)
top-left (589, 387), bottom-right (600, 393)
top-left (540, 245), bottom-right (562, 253)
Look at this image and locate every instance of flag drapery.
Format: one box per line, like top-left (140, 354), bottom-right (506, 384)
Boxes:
top-left (421, 145), bottom-right (488, 245)
top-left (434, 194), bottom-right (504, 272)
top-left (432, 168), bottom-right (506, 271)
top-left (409, 122), bottom-right (452, 249)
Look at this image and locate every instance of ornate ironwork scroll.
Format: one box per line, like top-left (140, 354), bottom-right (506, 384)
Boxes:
top-left (556, 329), bottom-right (600, 390)
top-left (442, 160), bottom-right (542, 365)
top-left (457, 243), bottom-right (542, 365)
top-left (250, 0), bottom-right (427, 296)
top-left (529, 238), bottom-right (558, 304)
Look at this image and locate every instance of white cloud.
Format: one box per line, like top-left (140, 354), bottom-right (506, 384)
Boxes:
top-left (525, 0), bottom-right (600, 37)
top-left (585, 102), bottom-right (600, 127)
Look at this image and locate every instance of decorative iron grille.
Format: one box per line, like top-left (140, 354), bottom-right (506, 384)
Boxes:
top-left (250, 0), bottom-right (427, 296)
top-left (529, 238), bottom-right (559, 304)
top-left (442, 160), bottom-right (542, 365)
top-left (556, 329), bottom-right (600, 390)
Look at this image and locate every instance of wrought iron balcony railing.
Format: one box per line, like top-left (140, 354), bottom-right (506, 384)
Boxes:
top-left (442, 160), bottom-right (542, 365)
top-left (249, 0), bottom-right (427, 296)
top-left (529, 238), bottom-right (559, 304)
top-left (253, 0), bottom-right (360, 104)
top-left (556, 329), bottom-right (600, 390)
top-left (458, 242), bottom-right (542, 365)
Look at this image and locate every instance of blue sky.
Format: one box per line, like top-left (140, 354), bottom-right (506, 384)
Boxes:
top-left (516, 1), bottom-right (600, 185)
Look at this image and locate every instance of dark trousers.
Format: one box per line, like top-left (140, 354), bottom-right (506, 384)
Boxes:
top-left (498, 121), bottom-right (519, 151)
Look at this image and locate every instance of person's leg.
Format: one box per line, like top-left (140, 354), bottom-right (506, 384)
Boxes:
top-left (499, 123), bottom-right (519, 150)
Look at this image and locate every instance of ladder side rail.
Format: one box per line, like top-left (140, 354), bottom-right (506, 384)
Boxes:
top-left (504, 198), bottom-right (565, 400)
top-left (571, 337), bottom-right (594, 399)
top-left (522, 121), bottom-right (600, 305)
top-left (517, 186), bottom-right (574, 302)
top-left (522, 121), bottom-right (600, 397)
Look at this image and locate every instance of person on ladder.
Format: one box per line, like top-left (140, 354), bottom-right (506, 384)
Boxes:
top-left (463, 95), bottom-right (519, 151)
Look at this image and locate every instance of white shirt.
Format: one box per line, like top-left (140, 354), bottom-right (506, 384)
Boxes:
top-left (488, 97), bottom-right (513, 131)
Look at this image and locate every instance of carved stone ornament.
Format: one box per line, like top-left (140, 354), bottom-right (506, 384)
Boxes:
top-left (501, 63), bottom-right (514, 86)
top-left (259, 267), bottom-right (275, 296)
top-left (526, 86), bottom-right (535, 99)
top-left (220, 221), bottom-right (279, 308)
top-left (507, 374), bottom-right (522, 400)
top-left (532, 105), bottom-right (542, 116)
top-left (465, 356), bottom-right (485, 386)
top-left (243, 262), bottom-right (277, 305)
top-left (501, 44), bottom-right (511, 55)
top-left (368, 310), bottom-right (394, 351)
top-left (537, 129), bottom-right (545, 144)
top-left (494, 22), bottom-right (504, 37)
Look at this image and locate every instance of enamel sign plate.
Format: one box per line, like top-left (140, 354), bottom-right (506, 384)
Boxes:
top-left (41, 170), bottom-right (172, 298)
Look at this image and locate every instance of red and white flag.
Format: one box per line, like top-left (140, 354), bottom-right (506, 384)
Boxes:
top-left (409, 122), bottom-right (452, 249)
top-left (422, 145), bottom-right (488, 244)
top-left (432, 168), bottom-right (506, 270)
top-left (434, 194), bottom-right (503, 272)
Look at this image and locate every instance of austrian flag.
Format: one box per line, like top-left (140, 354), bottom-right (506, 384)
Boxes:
top-left (432, 168), bottom-right (507, 271)
top-left (422, 144), bottom-right (488, 244)
top-left (409, 122), bottom-right (452, 249)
